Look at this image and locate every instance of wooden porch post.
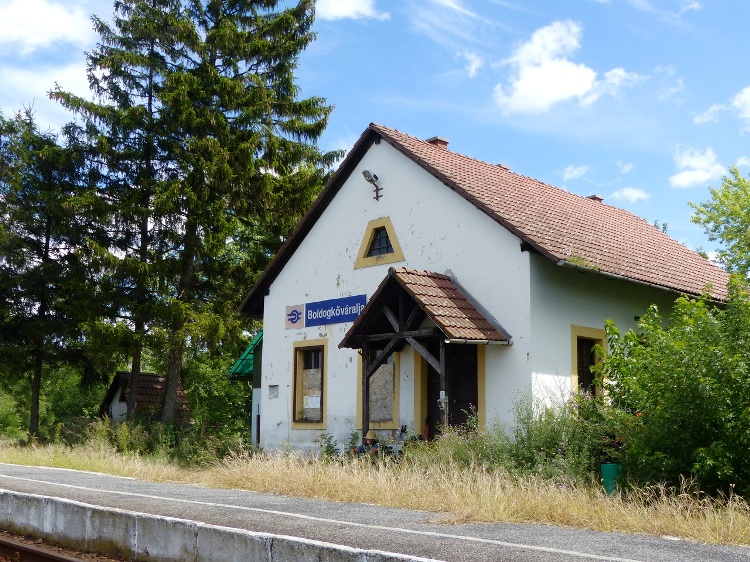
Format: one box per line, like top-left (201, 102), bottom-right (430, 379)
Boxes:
top-left (362, 343), bottom-right (370, 442)
top-left (439, 338), bottom-right (447, 427)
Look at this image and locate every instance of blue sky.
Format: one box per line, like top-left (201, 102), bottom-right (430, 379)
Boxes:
top-left (2, 0), bottom-right (749, 254)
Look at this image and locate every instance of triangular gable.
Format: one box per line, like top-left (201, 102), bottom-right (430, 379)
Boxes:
top-left (239, 123), bottom-right (730, 318)
top-left (340, 267), bottom-right (511, 351)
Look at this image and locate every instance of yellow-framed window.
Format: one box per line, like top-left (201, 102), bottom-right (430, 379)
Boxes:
top-left (292, 339), bottom-right (328, 429)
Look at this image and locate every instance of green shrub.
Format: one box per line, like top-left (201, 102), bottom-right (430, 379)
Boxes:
top-left (0, 392), bottom-right (23, 439)
top-left (403, 396), bottom-right (615, 486)
top-left (599, 279), bottom-right (750, 495)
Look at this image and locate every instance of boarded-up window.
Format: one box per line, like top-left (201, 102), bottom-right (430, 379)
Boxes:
top-left (295, 347), bottom-right (323, 422)
top-left (369, 356), bottom-right (394, 422)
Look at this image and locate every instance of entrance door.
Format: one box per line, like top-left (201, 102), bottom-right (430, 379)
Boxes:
top-left (424, 344), bottom-right (478, 435)
top-left (447, 344), bottom-right (478, 426)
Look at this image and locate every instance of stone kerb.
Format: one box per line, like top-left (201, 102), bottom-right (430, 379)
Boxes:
top-left (0, 490), bottom-right (441, 562)
top-left (4, 491), bottom-right (47, 535)
top-left (86, 505), bottom-right (137, 559)
top-left (135, 514), bottom-right (199, 562)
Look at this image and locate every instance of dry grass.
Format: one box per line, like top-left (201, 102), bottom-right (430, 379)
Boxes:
top-left (2, 444), bottom-right (749, 546)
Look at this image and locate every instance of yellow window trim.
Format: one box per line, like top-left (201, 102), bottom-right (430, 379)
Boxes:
top-left (570, 325), bottom-right (606, 398)
top-left (356, 352), bottom-right (400, 430)
top-left (291, 338), bottom-right (328, 430)
top-left (353, 217), bottom-right (405, 269)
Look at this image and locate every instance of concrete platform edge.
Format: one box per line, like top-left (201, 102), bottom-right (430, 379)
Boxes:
top-left (0, 488), bottom-right (441, 562)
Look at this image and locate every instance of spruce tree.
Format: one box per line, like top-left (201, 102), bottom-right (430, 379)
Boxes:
top-left (53, 0), bottom-right (185, 416)
top-left (0, 111), bottom-right (100, 437)
top-left (54, 0), bottom-right (338, 422)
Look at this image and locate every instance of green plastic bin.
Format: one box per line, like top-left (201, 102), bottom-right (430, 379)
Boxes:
top-left (601, 463), bottom-right (622, 495)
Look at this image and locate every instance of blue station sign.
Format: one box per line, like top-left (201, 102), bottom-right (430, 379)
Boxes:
top-left (286, 294), bottom-right (366, 329)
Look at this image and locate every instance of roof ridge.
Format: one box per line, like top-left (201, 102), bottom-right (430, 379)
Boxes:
top-left (370, 123), bottom-right (638, 212)
top-left (369, 122), bottom-right (729, 300)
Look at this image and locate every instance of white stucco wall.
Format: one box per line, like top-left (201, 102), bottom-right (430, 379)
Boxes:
top-left (528, 254), bottom-right (677, 404)
top-left (109, 388), bottom-right (127, 422)
top-left (259, 140), bottom-right (533, 451)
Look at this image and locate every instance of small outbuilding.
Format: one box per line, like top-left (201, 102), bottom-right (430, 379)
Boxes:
top-left (99, 371), bottom-right (190, 423)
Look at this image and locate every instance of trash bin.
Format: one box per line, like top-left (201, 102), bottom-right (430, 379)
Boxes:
top-left (600, 463), bottom-right (622, 495)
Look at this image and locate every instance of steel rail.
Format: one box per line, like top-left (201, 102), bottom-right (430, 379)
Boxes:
top-left (0, 535), bottom-right (85, 562)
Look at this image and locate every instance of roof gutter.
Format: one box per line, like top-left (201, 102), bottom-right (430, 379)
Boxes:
top-left (555, 259), bottom-right (701, 298)
top-left (445, 338), bottom-right (510, 345)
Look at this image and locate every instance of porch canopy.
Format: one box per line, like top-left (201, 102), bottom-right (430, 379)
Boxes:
top-left (340, 267), bottom-right (511, 437)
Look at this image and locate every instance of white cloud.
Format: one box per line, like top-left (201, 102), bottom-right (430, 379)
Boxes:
top-left (430, 0), bottom-right (478, 18)
top-left (611, 187), bottom-right (650, 203)
top-left (668, 147), bottom-right (725, 188)
top-left (694, 103), bottom-right (725, 125)
top-left (735, 156), bottom-right (750, 168)
top-left (316, 0), bottom-right (389, 20)
top-left (461, 51), bottom-right (483, 78)
top-left (653, 65), bottom-right (683, 100)
top-left (629, 0), bottom-right (701, 19)
top-left (407, 0), bottom-right (492, 47)
top-left (0, 0), bottom-right (94, 55)
top-left (493, 21), bottom-right (642, 114)
top-left (0, 62), bottom-right (89, 130)
top-left (678, 0), bottom-right (702, 16)
top-left (732, 86), bottom-right (750, 130)
top-left (617, 161), bottom-right (634, 174)
top-left (581, 67), bottom-right (644, 106)
top-left (562, 165), bottom-right (589, 181)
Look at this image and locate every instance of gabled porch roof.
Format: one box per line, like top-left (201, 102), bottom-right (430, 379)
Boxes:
top-left (340, 267), bottom-right (511, 351)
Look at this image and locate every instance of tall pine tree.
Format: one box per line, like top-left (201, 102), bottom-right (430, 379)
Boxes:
top-left (53, 0), bottom-right (184, 416)
top-left (54, 0), bottom-right (338, 422)
top-left (0, 111), bottom-right (102, 437)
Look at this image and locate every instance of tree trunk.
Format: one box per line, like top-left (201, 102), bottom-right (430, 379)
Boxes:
top-left (130, 30), bottom-right (156, 417)
top-left (161, 335), bottom-right (183, 423)
top-left (161, 215), bottom-right (198, 423)
top-left (127, 331), bottom-right (143, 415)
top-left (29, 223), bottom-right (51, 438)
top-left (29, 343), bottom-right (43, 438)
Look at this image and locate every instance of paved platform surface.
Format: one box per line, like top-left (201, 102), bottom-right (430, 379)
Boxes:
top-left (0, 463), bottom-right (748, 562)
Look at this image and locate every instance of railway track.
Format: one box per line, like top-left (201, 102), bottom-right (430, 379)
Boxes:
top-left (0, 535), bottom-right (86, 562)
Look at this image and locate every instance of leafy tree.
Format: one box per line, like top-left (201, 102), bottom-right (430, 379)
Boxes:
top-left (54, 0), bottom-right (339, 422)
top-left (598, 280), bottom-right (750, 494)
top-left (691, 166), bottom-right (750, 276)
top-left (0, 111), bottom-right (103, 437)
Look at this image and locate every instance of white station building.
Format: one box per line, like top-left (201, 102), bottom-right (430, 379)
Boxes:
top-left (239, 123), bottom-right (730, 452)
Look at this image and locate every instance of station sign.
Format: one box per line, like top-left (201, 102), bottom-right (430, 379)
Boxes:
top-left (286, 294), bottom-right (367, 329)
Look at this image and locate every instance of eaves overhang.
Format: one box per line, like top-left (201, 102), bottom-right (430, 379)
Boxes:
top-left (238, 125), bottom-right (384, 317)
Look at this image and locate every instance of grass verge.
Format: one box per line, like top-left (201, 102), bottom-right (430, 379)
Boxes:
top-left (1, 443), bottom-right (749, 547)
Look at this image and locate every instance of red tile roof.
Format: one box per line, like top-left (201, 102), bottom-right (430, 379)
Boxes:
top-left (240, 123), bottom-right (730, 316)
top-left (392, 268), bottom-right (510, 342)
top-left (341, 267), bottom-right (511, 347)
top-left (99, 372), bottom-right (190, 420)
top-left (371, 123), bottom-right (730, 301)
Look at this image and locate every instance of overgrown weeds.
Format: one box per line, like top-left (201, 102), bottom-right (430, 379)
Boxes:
top-left (2, 440), bottom-right (749, 545)
top-left (1, 390), bottom-right (750, 545)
